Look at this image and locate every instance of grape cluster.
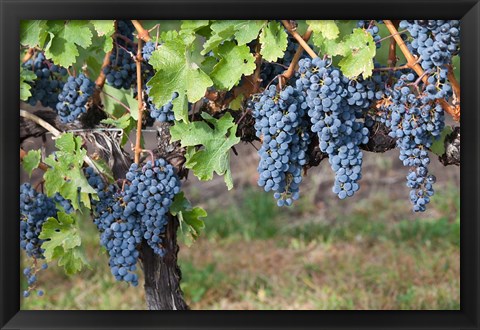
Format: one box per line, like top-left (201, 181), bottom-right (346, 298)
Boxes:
top-left (55, 74), bottom-right (95, 123)
top-left (20, 183), bottom-right (56, 259)
top-left (145, 86), bottom-right (177, 122)
top-left (85, 167), bottom-right (142, 286)
top-left (398, 20), bottom-right (459, 104)
top-left (380, 73), bottom-right (444, 211)
top-left (22, 263), bottom-right (48, 298)
top-left (23, 53), bottom-right (67, 109)
top-left (252, 85), bottom-right (311, 206)
top-left (124, 159), bottom-right (181, 255)
top-left (116, 20), bottom-right (135, 45)
top-left (104, 48), bottom-right (137, 90)
top-left (399, 20), bottom-right (460, 70)
top-left (20, 183), bottom-right (67, 297)
top-left (295, 58), bottom-right (369, 199)
top-left (85, 159), bottom-right (180, 285)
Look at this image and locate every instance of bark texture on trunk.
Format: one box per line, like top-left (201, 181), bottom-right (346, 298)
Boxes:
top-left (141, 215), bottom-right (189, 310)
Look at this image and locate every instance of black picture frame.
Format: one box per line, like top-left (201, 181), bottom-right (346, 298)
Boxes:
top-left (1, 0), bottom-right (479, 329)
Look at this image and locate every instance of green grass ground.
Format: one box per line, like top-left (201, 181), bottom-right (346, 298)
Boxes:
top-left (21, 183), bottom-right (460, 310)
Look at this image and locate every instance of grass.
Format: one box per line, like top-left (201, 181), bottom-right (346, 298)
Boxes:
top-left (21, 184), bottom-right (460, 310)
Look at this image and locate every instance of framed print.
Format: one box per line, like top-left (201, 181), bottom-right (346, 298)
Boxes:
top-left (1, 0), bottom-right (479, 329)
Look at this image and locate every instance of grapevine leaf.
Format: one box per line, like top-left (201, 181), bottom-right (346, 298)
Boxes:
top-left (430, 126), bottom-right (453, 156)
top-left (44, 21), bottom-right (94, 68)
top-left (101, 85), bottom-right (138, 120)
top-left (44, 35), bottom-right (79, 68)
top-left (201, 20), bottom-right (238, 55)
top-left (20, 20), bottom-right (48, 48)
top-left (170, 112), bottom-right (240, 189)
top-left (233, 20), bottom-right (266, 45)
top-left (58, 248), bottom-right (90, 275)
top-left (20, 66), bottom-right (36, 101)
top-left (101, 115), bottom-right (133, 129)
top-left (307, 20), bottom-right (340, 40)
top-left (39, 212), bottom-right (81, 261)
top-left (259, 21), bottom-right (288, 62)
top-left (200, 56), bottom-right (218, 75)
top-left (336, 28), bottom-right (376, 78)
top-left (90, 20), bottom-right (115, 37)
top-left (39, 212), bottom-right (89, 275)
top-left (181, 20), bottom-right (210, 32)
top-left (62, 21), bottom-right (93, 48)
top-left (210, 42), bottom-right (256, 90)
top-left (22, 149), bottom-right (41, 177)
top-left (72, 29), bottom-right (110, 78)
top-left (170, 192), bottom-right (207, 247)
top-left (43, 133), bottom-right (97, 210)
top-left (147, 38), bottom-right (213, 122)
top-left (202, 20), bottom-right (266, 55)
top-left (229, 94), bottom-right (244, 110)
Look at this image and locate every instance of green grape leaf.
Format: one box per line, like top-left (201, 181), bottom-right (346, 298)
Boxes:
top-left (200, 56), bottom-right (218, 75)
top-left (91, 20), bottom-right (115, 37)
top-left (336, 28), bottom-right (376, 78)
top-left (229, 94), bottom-right (244, 110)
top-left (201, 20), bottom-right (238, 55)
top-left (101, 85), bottom-right (138, 120)
top-left (44, 35), bottom-right (79, 68)
top-left (58, 247), bottom-right (90, 275)
top-left (43, 133), bottom-right (97, 210)
top-left (147, 38), bottom-right (213, 122)
top-left (170, 112), bottom-right (240, 189)
top-left (202, 20), bottom-right (266, 55)
top-left (101, 115), bottom-right (133, 129)
top-left (233, 20), bottom-right (266, 45)
top-left (430, 126), bottom-right (453, 156)
top-left (44, 21), bottom-right (94, 68)
top-left (210, 42), bottom-right (256, 90)
top-left (170, 192), bottom-right (207, 247)
top-left (307, 20), bottom-right (340, 40)
top-left (181, 20), bottom-right (210, 32)
top-left (39, 212), bottom-right (89, 275)
top-left (259, 21), bottom-right (288, 62)
top-left (20, 66), bottom-right (37, 101)
top-left (62, 21), bottom-right (93, 48)
top-left (20, 20), bottom-right (48, 48)
top-left (22, 149), bottom-right (41, 177)
top-left (39, 212), bottom-right (81, 261)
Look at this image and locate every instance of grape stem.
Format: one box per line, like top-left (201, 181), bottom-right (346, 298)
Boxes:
top-left (387, 21), bottom-right (399, 68)
top-left (92, 50), bottom-right (112, 108)
top-left (131, 20), bottom-right (151, 42)
top-left (281, 20), bottom-right (318, 59)
top-left (384, 20), bottom-right (460, 121)
top-left (112, 33), bottom-right (138, 47)
top-left (142, 149), bottom-right (155, 164)
top-left (281, 28), bottom-right (313, 84)
top-left (134, 37), bottom-right (144, 164)
top-left (446, 63), bottom-right (460, 102)
top-left (22, 48), bottom-right (35, 63)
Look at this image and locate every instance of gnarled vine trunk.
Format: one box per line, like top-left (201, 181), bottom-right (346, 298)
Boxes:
top-left (141, 215), bottom-right (189, 310)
